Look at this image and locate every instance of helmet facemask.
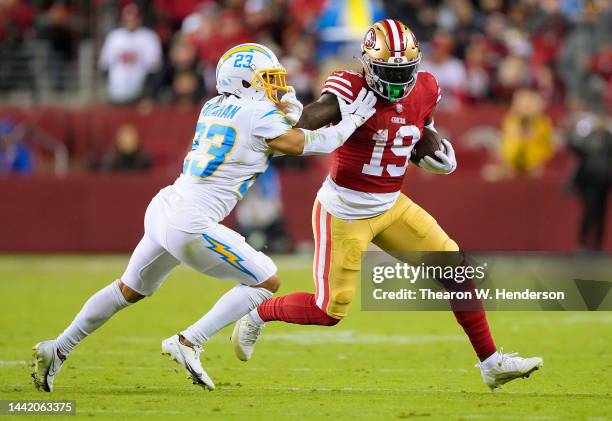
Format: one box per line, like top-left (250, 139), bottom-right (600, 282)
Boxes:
top-left (361, 53), bottom-right (420, 102)
top-left (250, 68), bottom-right (289, 104)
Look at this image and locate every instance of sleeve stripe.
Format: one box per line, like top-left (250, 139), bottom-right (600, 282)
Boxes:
top-left (436, 94), bottom-right (442, 103)
top-left (324, 81), bottom-right (353, 97)
top-left (260, 109), bottom-right (284, 119)
top-left (322, 87), bottom-right (353, 103)
top-left (327, 76), bottom-right (352, 87)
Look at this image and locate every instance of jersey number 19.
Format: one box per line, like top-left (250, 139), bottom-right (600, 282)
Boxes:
top-left (362, 125), bottom-right (420, 177)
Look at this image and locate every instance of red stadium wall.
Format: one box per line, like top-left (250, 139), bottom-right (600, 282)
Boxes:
top-left (1, 171), bottom-right (610, 252)
top-left (0, 105), bottom-right (610, 252)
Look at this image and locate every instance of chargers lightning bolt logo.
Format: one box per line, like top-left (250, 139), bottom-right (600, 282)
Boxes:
top-left (202, 234), bottom-right (257, 281)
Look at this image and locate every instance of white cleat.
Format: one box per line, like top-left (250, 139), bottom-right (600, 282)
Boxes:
top-left (477, 348), bottom-right (543, 391)
top-left (231, 314), bottom-right (263, 361)
top-left (32, 341), bottom-right (65, 392)
top-left (161, 334), bottom-right (215, 390)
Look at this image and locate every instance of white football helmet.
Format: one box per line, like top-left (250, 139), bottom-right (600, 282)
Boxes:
top-left (216, 43), bottom-right (288, 104)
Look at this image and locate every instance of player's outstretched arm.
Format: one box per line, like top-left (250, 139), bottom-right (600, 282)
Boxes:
top-left (267, 88), bottom-right (376, 156)
top-left (294, 93), bottom-right (341, 130)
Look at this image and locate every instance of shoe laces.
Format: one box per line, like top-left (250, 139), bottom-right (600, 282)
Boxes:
top-left (497, 348), bottom-right (523, 370)
top-left (242, 319), bottom-right (262, 345)
top-left (475, 348), bottom-right (519, 369)
top-left (500, 350), bottom-right (519, 361)
top-left (192, 345), bottom-right (203, 359)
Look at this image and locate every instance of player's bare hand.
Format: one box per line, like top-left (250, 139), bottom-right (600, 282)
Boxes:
top-left (419, 139), bottom-right (457, 174)
top-left (279, 87), bottom-right (303, 126)
top-left (338, 88), bottom-right (377, 128)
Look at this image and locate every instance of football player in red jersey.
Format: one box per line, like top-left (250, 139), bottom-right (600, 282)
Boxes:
top-left (233, 19), bottom-right (543, 390)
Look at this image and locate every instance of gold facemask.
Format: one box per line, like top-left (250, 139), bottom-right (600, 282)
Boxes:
top-left (250, 68), bottom-right (289, 104)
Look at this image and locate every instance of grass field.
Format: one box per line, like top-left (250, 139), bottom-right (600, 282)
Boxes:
top-left (1, 255), bottom-right (610, 420)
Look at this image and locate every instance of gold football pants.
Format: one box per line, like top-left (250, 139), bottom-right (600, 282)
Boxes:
top-left (312, 194), bottom-right (458, 319)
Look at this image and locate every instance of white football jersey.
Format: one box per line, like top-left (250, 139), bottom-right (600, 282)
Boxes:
top-left (158, 94), bottom-right (290, 232)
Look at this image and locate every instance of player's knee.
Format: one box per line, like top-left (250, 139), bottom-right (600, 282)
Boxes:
top-left (118, 280), bottom-right (146, 303)
top-left (256, 273), bottom-right (281, 293)
top-left (327, 289), bottom-right (354, 320)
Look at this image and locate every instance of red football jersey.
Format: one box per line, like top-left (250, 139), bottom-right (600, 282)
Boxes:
top-left (321, 70), bottom-right (441, 193)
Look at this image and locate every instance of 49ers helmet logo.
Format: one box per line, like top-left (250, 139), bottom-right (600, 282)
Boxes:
top-left (364, 28), bottom-right (376, 49)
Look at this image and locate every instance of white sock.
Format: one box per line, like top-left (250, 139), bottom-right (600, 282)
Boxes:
top-left (181, 285), bottom-right (273, 346)
top-left (56, 280), bottom-right (130, 356)
top-left (248, 308), bottom-right (265, 326)
top-left (481, 349), bottom-right (501, 367)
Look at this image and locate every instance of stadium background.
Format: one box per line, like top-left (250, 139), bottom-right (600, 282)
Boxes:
top-left (0, 0), bottom-right (611, 253)
top-left (1, 2), bottom-right (611, 418)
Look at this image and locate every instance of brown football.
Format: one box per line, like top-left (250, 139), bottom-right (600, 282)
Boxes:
top-left (410, 127), bottom-right (443, 164)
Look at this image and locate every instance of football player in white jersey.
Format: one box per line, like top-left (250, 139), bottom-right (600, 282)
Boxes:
top-left (32, 43), bottom-right (376, 392)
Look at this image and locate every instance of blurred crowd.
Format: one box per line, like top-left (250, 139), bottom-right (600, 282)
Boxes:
top-left (0, 0), bottom-right (610, 110)
top-left (401, 0), bottom-right (612, 112)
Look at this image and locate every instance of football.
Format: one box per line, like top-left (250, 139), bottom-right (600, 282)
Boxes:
top-left (410, 126), bottom-right (444, 164)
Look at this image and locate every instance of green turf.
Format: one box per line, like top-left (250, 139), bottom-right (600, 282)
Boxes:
top-left (0, 255), bottom-right (610, 420)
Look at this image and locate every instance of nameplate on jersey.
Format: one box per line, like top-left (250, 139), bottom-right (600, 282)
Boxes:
top-left (391, 116), bottom-right (406, 124)
top-left (201, 103), bottom-right (242, 119)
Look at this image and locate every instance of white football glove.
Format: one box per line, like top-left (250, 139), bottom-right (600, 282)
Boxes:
top-left (338, 88), bottom-right (377, 129)
top-left (280, 87), bottom-right (303, 126)
top-left (418, 139), bottom-right (457, 174)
